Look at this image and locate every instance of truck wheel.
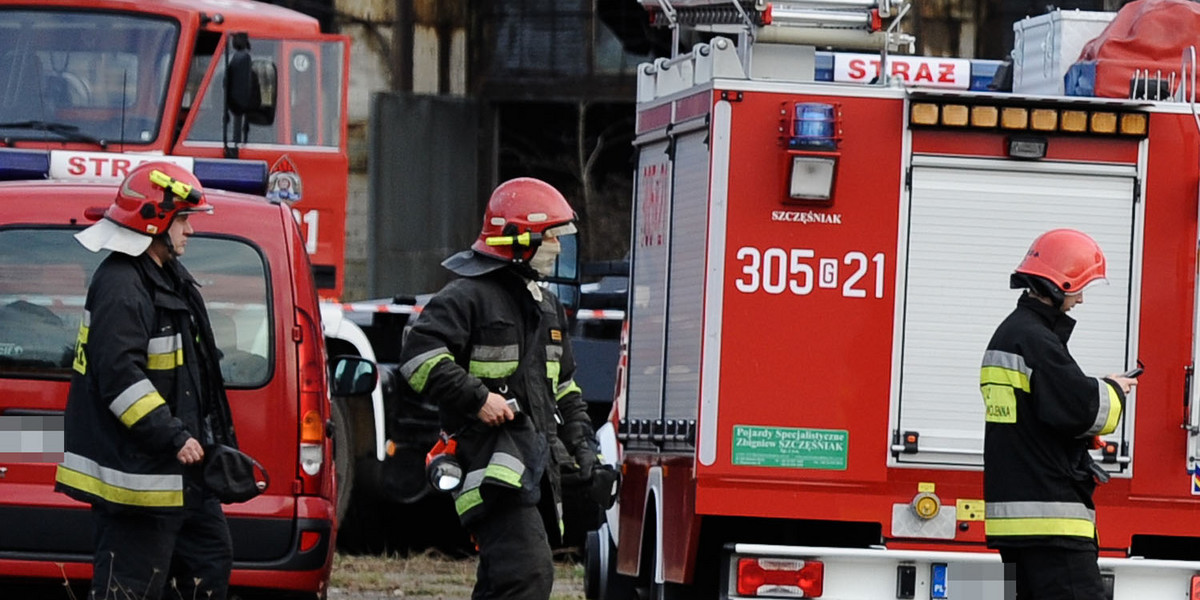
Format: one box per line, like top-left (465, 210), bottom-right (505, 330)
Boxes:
top-left (331, 396), bottom-right (355, 524)
top-left (586, 525), bottom-right (635, 600)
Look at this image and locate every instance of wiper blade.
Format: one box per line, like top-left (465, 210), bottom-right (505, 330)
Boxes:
top-left (0, 120), bottom-right (108, 149)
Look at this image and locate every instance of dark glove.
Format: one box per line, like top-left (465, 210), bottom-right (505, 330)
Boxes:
top-left (574, 445), bottom-right (596, 481)
top-left (589, 463), bottom-right (620, 509)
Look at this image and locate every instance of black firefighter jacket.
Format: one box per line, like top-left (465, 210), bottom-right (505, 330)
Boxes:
top-left (979, 293), bottom-right (1125, 551)
top-left (398, 266), bottom-right (594, 530)
top-left (56, 252), bottom-right (236, 511)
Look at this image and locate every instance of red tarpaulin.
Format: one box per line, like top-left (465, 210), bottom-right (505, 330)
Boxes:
top-left (1074, 0), bottom-right (1200, 98)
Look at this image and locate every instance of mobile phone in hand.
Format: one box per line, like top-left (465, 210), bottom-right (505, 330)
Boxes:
top-left (1121, 367), bottom-right (1143, 378)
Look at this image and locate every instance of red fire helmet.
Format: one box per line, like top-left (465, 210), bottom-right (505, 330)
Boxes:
top-left (471, 177), bottom-right (577, 263)
top-left (75, 161), bottom-right (213, 255)
top-left (1014, 228), bottom-right (1107, 294)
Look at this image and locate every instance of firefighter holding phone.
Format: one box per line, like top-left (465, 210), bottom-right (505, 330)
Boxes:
top-left (399, 178), bottom-right (616, 600)
top-left (979, 228), bottom-right (1137, 599)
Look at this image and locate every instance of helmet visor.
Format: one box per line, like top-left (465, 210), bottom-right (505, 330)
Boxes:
top-left (544, 222), bottom-right (577, 238)
top-left (1065, 277), bottom-right (1108, 296)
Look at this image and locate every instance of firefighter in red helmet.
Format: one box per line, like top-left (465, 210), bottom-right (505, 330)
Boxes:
top-left (60, 162), bottom-right (238, 600)
top-left (399, 177), bottom-right (616, 599)
top-left (979, 228), bottom-right (1137, 599)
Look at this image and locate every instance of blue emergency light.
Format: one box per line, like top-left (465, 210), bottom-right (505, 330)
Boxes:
top-left (0, 149), bottom-right (268, 196)
top-left (0, 149), bottom-right (50, 181)
top-left (789, 103), bottom-right (839, 150)
top-left (192, 158), bottom-right (269, 195)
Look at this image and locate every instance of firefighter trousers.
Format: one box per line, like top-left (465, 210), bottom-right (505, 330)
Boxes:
top-left (999, 546), bottom-right (1105, 600)
top-left (469, 494), bottom-right (555, 600)
top-left (90, 484), bottom-right (233, 600)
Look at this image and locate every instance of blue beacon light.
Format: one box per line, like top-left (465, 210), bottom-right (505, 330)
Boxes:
top-left (193, 158), bottom-right (269, 195)
top-left (0, 149), bottom-right (51, 181)
top-left (789, 102), bottom-right (839, 151)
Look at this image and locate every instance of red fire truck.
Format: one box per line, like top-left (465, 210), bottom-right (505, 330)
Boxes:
top-left (586, 1), bottom-right (1200, 598)
top-left (0, 0), bottom-right (369, 596)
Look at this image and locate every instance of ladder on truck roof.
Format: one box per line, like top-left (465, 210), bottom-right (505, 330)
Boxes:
top-left (639, 0), bottom-right (915, 68)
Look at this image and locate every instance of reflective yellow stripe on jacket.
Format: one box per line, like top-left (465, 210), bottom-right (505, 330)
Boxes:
top-left (399, 348), bottom-right (455, 394)
top-left (146, 333), bottom-right (184, 370)
top-left (453, 452), bottom-right (525, 516)
top-left (1085, 379), bottom-right (1122, 436)
top-left (55, 452), bottom-right (183, 508)
top-left (467, 344), bottom-right (519, 380)
top-left (980, 350), bottom-right (1031, 424)
top-left (985, 500), bottom-right (1096, 539)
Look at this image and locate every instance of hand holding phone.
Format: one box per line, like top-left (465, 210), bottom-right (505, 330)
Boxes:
top-left (1121, 367), bottom-right (1143, 378)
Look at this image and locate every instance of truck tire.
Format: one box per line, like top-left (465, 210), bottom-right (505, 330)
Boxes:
top-left (586, 525), bottom-right (635, 600)
top-left (331, 396), bottom-right (354, 525)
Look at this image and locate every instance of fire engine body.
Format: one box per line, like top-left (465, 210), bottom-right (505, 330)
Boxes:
top-left (594, 1), bottom-right (1200, 598)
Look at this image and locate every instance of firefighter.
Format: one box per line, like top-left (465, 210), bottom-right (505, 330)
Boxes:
top-left (57, 162), bottom-right (238, 600)
top-left (398, 178), bottom-right (609, 600)
top-left (979, 228), bottom-right (1137, 599)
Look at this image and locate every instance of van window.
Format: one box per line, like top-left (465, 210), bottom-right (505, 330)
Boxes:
top-left (0, 228), bottom-right (271, 387)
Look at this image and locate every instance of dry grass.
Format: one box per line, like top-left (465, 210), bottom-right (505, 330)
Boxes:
top-left (329, 550), bottom-right (585, 600)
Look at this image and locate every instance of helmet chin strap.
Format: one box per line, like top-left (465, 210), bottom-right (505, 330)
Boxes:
top-left (1010, 272), bottom-right (1065, 309)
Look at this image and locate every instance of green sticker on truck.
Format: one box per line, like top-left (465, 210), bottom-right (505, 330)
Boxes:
top-left (732, 425), bottom-right (848, 470)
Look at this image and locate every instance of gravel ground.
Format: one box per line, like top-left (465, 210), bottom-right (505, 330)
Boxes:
top-left (1, 552), bottom-right (585, 600)
top-left (328, 551), bottom-right (586, 600)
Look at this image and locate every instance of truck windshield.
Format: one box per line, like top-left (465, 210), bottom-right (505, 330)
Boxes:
top-left (0, 228), bottom-right (271, 388)
top-left (0, 9), bottom-right (178, 145)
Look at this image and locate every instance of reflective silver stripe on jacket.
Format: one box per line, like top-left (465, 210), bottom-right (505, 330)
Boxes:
top-left (471, 344), bottom-right (520, 363)
top-left (108, 379), bottom-right (159, 420)
top-left (146, 333), bottom-right (182, 356)
top-left (1083, 378), bottom-right (1118, 436)
top-left (985, 500), bottom-right (1096, 521)
top-left (60, 451), bottom-right (181, 492)
top-left (545, 345), bottom-right (563, 362)
top-left (399, 347), bottom-right (449, 380)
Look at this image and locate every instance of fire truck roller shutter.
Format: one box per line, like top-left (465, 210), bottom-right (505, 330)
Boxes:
top-left (893, 155), bottom-right (1139, 470)
top-left (662, 128), bottom-right (709, 428)
top-left (626, 137), bottom-right (673, 429)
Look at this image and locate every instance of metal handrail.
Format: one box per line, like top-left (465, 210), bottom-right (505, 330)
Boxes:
top-left (1183, 46), bottom-right (1200, 133)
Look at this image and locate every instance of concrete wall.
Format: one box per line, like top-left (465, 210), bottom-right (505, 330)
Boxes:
top-left (334, 0), bottom-right (469, 300)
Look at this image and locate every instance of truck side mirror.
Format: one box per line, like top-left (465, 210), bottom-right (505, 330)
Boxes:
top-left (331, 356), bottom-right (377, 397)
top-left (225, 33), bottom-right (277, 126)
